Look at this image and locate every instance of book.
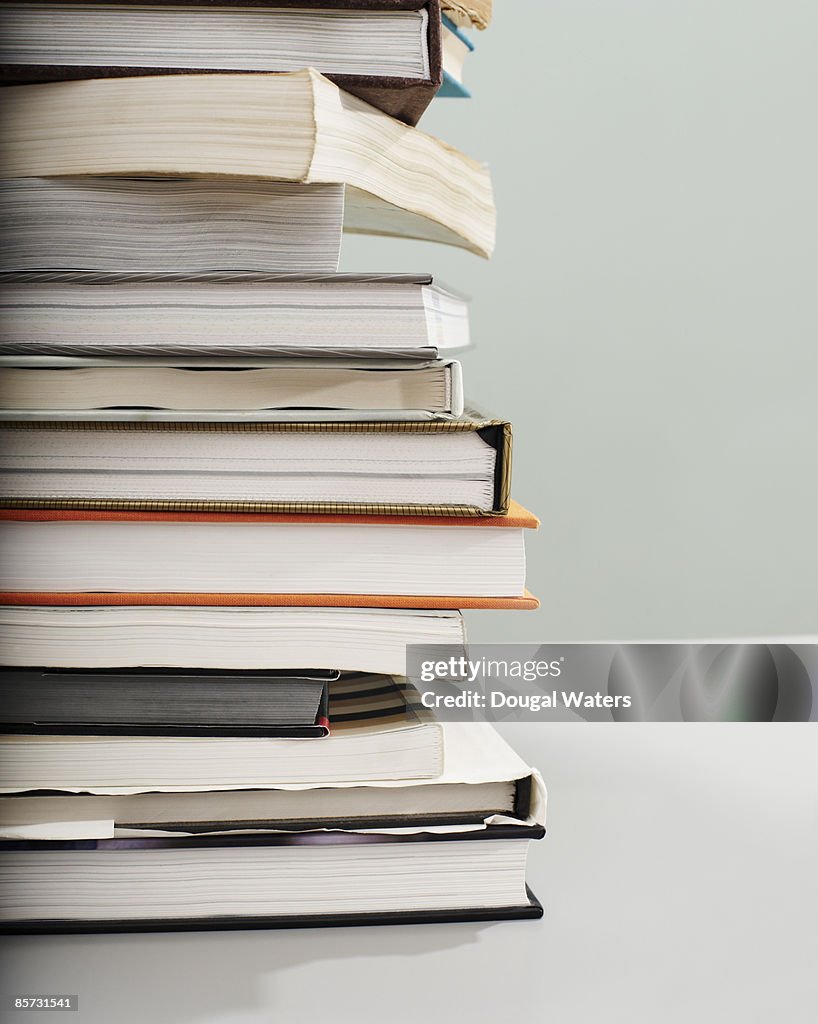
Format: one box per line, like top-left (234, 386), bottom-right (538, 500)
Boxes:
top-left (0, 414), bottom-right (513, 515)
top-left (0, 0), bottom-right (445, 127)
top-left (0, 720), bottom-right (545, 837)
top-left (0, 69), bottom-right (496, 257)
top-left (0, 605), bottom-right (469, 674)
top-left (442, 0), bottom-right (490, 30)
top-left (0, 360), bottom-right (465, 418)
top-left (0, 590), bottom-right (538, 612)
top-left (438, 72), bottom-right (470, 99)
top-left (0, 503), bottom-right (538, 598)
top-left (0, 828), bottom-right (543, 932)
top-left (0, 179), bottom-right (347, 273)
top-left (1, 668), bottom-right (334, 738)
top-left (0, 675), bottom-right (444, 789)
top-left (0, 720), bottom-right (545, 933)
top-left (439, 14), bottom-right (473, 98)
top-left (0, 272), bottom-right (470, 359)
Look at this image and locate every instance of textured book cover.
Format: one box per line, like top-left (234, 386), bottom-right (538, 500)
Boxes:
top-left (0, 0), bottom-right (445, 126)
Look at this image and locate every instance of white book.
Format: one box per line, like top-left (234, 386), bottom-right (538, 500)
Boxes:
top-left (0, 272), bottom-right (470, 359)
top-left (0, 178), bottom-right (347, 273)
top-left (0, 719), bottom-right (546, 833)
top-left (0, 832), bottom-right (543, 928)
top-left (0, 516), bottom-right (527, 597)
top-left (0, 415), bottom-right (510, 513)
top-left (0, 3), bottom-right (434, 78)
top-left (0, 69), bottom-right (495, 258)
top-left (0, 360), bottom-right (465, 418)
top-left (0, 606), bottom-right (467, 674)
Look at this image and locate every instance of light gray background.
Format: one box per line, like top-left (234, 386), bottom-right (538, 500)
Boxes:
top-left (2, 2), bottom-right (818, 1020)
top-left (345, 0), bottom-right (818, 643)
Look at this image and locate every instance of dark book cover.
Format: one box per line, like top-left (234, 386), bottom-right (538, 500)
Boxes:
top-left (0, 828), bottom-right (544, 933)
top-left (0, 668), bottom-right (334, 737)
top-left (0, 0), bottom-right (444, 125)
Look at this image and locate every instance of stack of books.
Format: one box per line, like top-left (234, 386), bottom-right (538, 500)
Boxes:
top-left (0, 0), bottom-right (546, 932)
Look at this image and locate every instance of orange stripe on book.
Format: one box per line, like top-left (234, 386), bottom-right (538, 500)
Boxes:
top-left (0, 590), bottom-right (540, 611)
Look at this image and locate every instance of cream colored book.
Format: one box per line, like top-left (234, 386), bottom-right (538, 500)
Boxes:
top-left (443, 0), bottom-right (492, 30)
top-left (0, 68), bottom-right (495, 257)
top-left (0, 361), bottom-right (464, 418)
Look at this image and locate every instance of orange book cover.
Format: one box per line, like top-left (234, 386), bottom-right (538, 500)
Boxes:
top-left (0, 500), bottom-right (540, 609)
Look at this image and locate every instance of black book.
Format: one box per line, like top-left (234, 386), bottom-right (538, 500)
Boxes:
top-left (0, 667), bottom-right (334, 738)
top-left (0, 827), bottom-right (544, 933)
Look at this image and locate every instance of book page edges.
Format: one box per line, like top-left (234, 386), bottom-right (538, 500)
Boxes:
top-left (0, 590), bottom-right (540, 610)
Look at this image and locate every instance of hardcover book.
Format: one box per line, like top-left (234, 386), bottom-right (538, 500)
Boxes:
top-left (0, 502), bottom-right (538, 597)
top-left (0, 828), bottom-right (543, 933)
top-left (0, 414), bottom-right (513, 515)
top-left (0, 272), bottom-right (470, 360)
top-left (0, 0), bottom-right (446, 126)
top-left (439, 13), bottom-right (474, 97)
top-left (1, 668), bottom-right (334, 738)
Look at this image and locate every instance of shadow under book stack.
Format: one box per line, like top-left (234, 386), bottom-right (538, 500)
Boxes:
top-left (0, 0), bottom-right (546, 931)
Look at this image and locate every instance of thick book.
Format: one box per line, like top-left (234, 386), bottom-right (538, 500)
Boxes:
top-left (0, 360), bottom-right (465, 419)
top-left (0, 606), bottom-right (465, 674)
top-left (0, 502), bottom-right (538, 598)
top-left (0, 720), bottom-right (546, 837)
top-left (0, 179), bottom-right (347, 274)
top-left (0, 68), bottom-right (495, 258)
top-left (0, 0), bottom-right (445, 127)
top-left (0, 828), bottom-right (543, 932)
top-left (0, 668), bottom-right (333, 738)
top-left (0, 272), bottom-right (470, 360)
top-left (0, 414), bottom-right (513, 515)
top-left (0, 674), bottom-right (444, 790)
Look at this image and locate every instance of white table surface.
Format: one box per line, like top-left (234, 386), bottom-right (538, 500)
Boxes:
top-left (2, 723), bottom-right (816, 1024)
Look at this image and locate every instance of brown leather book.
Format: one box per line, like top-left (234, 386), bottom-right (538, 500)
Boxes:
top-left (0, 0), bottom-right (444, 126)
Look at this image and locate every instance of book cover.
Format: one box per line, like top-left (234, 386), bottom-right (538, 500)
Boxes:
top-left (0, 0), bottom-right (445, 126)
